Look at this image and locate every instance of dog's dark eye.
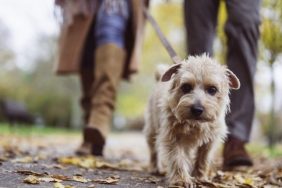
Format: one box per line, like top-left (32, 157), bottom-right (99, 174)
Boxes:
top-left (181, 84), bottom-right (193, 94)
top-left (206, 86), bottom-right (217, 96)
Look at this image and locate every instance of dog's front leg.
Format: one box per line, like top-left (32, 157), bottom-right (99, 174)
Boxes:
top-left (192, 141), bottom-right (214, 180)
top-left (147, 134), bottom-right (159, 174)
top-left (164, 143), bottom-right (194, 187)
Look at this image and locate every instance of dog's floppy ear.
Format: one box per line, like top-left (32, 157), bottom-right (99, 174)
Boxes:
top-left (161, 63), bottom-right (182, 82)
top-left (226, 69), bottom-right (240, 90)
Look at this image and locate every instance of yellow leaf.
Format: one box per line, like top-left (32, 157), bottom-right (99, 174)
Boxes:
top-left (65, 186), bottom-right (75, 188)
top-left (50, 174), bottom-right (70, 181)
top-left (53, 182), bottom-right (65, 188)
top-left (57, 156), bottom-right (96, 169)
top-left (12, 156), bottom-right (33, 163)
top-left (95, 161), bottom-right (119, 170)
top-left (244, 177), bottom-right (254, 186)
top-left (72, 175), bottom-right (89, 183)
top-left (39, 177), bottom-right (62, 183)
top-left (57, 157), bottom-right (81, 166)
top-left (234, 174), bottom-right (245, 184)
top-left (0, 156), bottom-right (8, 162)
top-left (92, 176), bottom-right (120, 184)
top-left (78, 157), bottom-right (96, 169)
top-left (23, 175), bottom-right (40, 184)
top-left (53, 182), bottom-right (74, 188)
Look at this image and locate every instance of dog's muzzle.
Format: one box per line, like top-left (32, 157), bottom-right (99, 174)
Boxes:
top-left (190, 104), bottom-right (204, 117)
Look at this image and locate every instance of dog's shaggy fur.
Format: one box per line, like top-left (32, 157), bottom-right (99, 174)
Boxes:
top-left (144, 55), bottom-right (240, 187)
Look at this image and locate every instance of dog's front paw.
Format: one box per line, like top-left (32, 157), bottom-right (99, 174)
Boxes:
top-left (169, 177), bottom-right (195, 188)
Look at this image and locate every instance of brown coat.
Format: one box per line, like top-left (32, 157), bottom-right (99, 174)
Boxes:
top-left (55, 0), bottom-right (149, 80)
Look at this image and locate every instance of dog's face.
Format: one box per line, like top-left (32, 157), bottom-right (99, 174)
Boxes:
top-left (161, 55), bottom-right (240, 125)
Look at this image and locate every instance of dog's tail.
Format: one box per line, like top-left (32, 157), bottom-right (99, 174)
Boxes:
top-left (155, 64), bottom-right (169, 81)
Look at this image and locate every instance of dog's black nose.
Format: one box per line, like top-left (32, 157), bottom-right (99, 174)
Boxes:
top-left (191, 105), bottom-right (204, 117)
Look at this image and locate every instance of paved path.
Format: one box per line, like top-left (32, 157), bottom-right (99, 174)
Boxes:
top-left (0, 132), bottom-right (166, 188)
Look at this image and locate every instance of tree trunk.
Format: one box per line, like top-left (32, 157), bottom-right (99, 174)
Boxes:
top-left (268, 57), bottom-right (276, 148)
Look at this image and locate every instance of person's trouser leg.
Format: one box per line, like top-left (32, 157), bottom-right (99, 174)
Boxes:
top-left (225, 0), bottom-right (261, 142)
top-left (184, 0), bottom-right (220, 56)
top-left (79, 69), bottom-right (94, 128)
top-left (223, 0), bottom-right (261, 169)
top-left (76, 20), bottom-right (97, 155)
top-left (77, 0), bottom-right (130, 156)
top-left (79, 33), bottom-right (96, 126)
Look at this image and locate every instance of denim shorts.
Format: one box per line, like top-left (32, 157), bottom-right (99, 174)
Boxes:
top-left (95, 0), bottom-right (130, 48)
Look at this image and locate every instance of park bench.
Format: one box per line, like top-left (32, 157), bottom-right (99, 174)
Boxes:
top-left (0, 99), bottom-right (35, 125)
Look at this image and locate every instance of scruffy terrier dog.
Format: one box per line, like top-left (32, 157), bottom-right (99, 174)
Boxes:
top-left (144, 55), bottom-right (240, 187)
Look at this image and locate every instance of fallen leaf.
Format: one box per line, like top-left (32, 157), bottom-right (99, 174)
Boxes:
top-left (0, 156), bottom-right (8, 162)
top-left (2, 145), bottom-right (23, 158)
top-left (72, 175), bottom-right (89, 183)
top-left (115, 159), bottom-right (145, 171)
top-left (23, 175), bottom-right (40, 184)
top-left (50, 174), bottom-right (71, 181)
top-left (33, 155), bottom-right (45, 161)
top-left (12, 156), bottom-right (33, 163)
top-left (56, 156), bottom-right (141, 171)
top-left (53, 182), bottom-right (65, 188)
top-left (244, 177), bottom-right (254, 186)
top-left (78, 157), bottom-right (96, 169)
top-left (57, 156), bottom-right (81, 166)
top-left (57, 156), bottom-right (96, 169)
top-left (214, 183), bottom-right (234, 188)
top-left (92, 176), bottom-right (120, 184)
top-left (42, 164), bottom-right (67, 169)
top-left (39, 177), bottom-right (62, 183)
top-left (234, 174), bottom-right (245, 184)
top-left (53, 164), bottom-right (67, 169)
top-left (16, 169), bottom-right (48, 176)
top-left (95, 161), bottom-right (119, 169)
top-left (195, 179), bottom-right (217, 188)
top-left (53, 182), bottom-right (74, 188)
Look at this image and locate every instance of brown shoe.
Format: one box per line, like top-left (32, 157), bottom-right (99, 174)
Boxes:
top-left (76, 127), bottom-right (105, 156)
top-left (223, 135), bottom-right (253, 170)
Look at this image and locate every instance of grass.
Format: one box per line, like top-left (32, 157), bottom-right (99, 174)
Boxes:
top-left (248, 143), bottom-right (282, 158)
top-left (0, 123), bottom-right (80, 136)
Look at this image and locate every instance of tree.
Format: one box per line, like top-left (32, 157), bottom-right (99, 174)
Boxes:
top-left (260, 0), bottom-right (282, 147)
top-left (0, 20), bottom-right (15, 73)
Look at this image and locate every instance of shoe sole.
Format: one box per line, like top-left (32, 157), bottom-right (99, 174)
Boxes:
top-left (224, 157), bottom-right (253, 171)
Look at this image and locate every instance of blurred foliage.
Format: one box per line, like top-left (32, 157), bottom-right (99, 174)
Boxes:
top-left (215, 1), bottom-right (227, 64)
top-left (0, 28), bottom-right (80, 127)
top-left (261, 19), bottom-right (282, 60)
top-left (261, 0), bottom-right (282, 61)
top-left (248, 142), bottom-right (282, 158)
top-left (259, 0), bottom-right (282, 146)
top-left (0, 21), bottom-right (14, 67)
